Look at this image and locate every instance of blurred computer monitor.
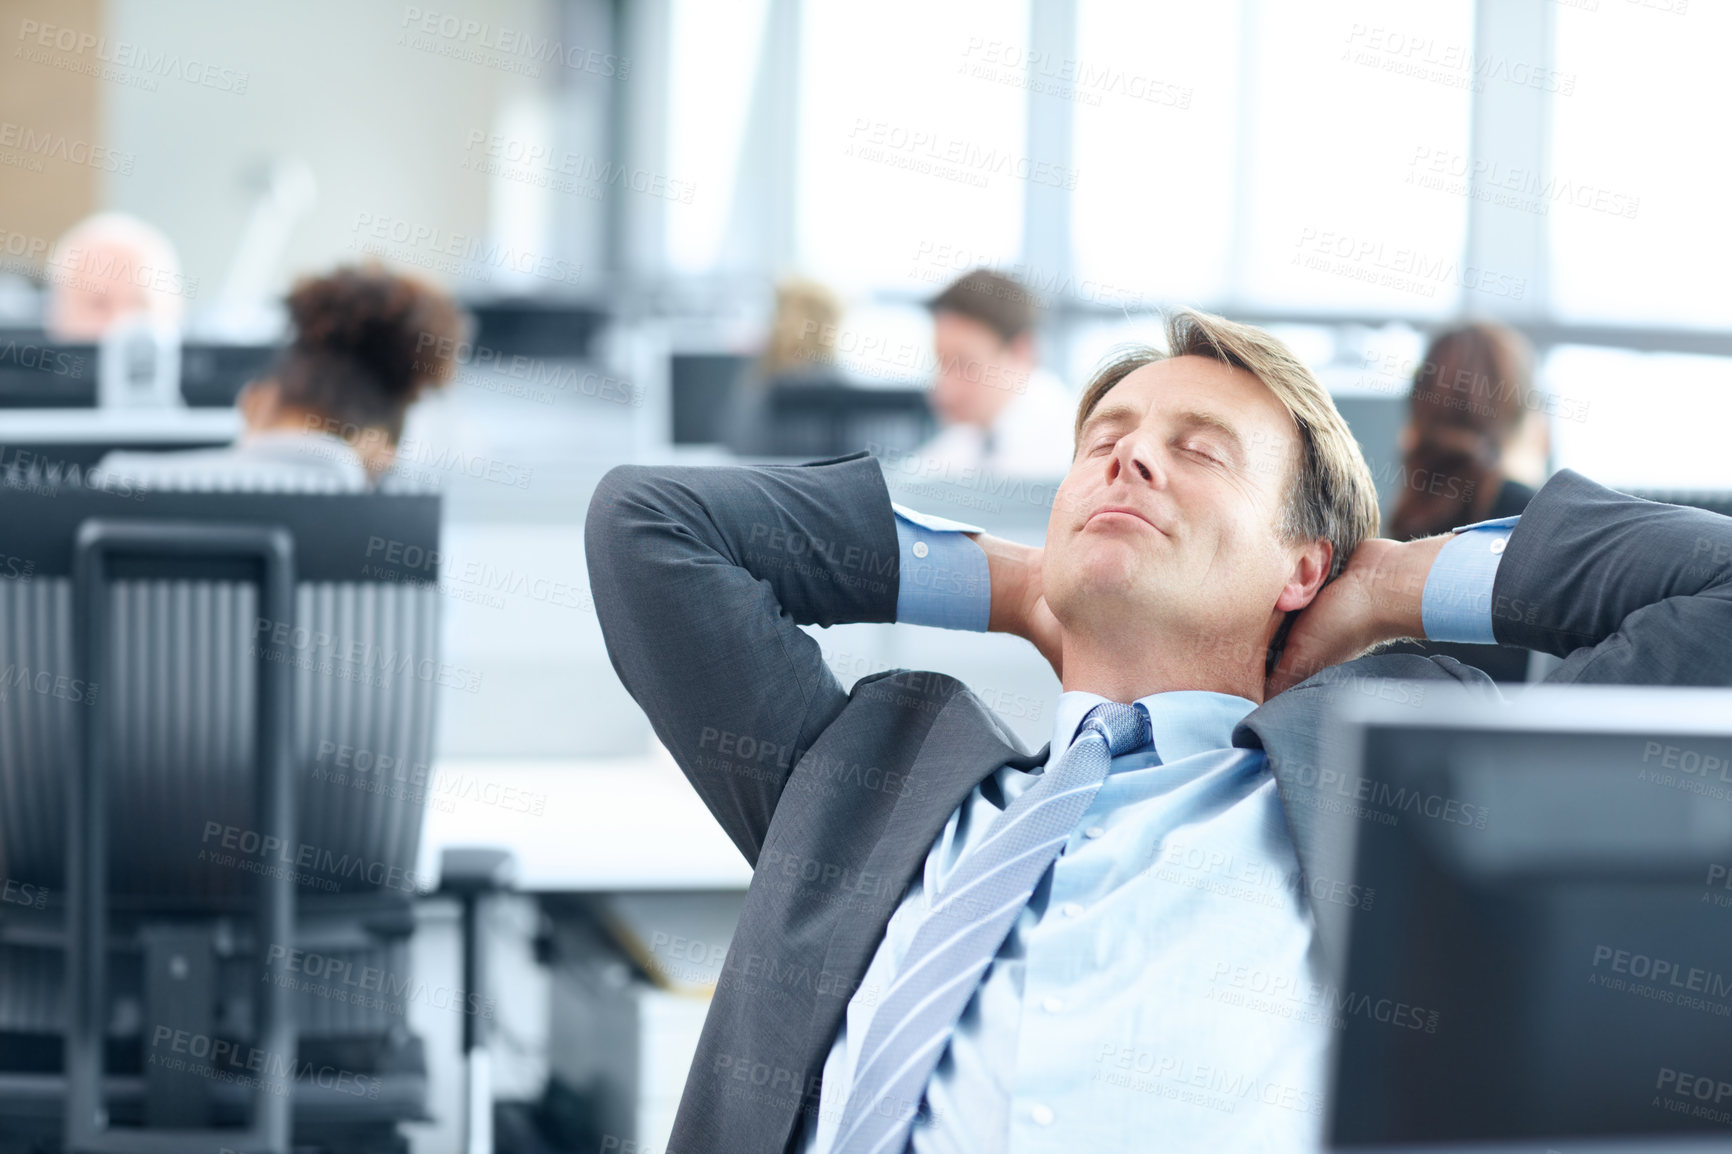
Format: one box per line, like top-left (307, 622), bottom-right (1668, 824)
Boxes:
top-left (762, 377), bottom-right (933, 459)
top-left (1331, 392), bottom-right (1406, 523)
top-left (469, 297), bottom-right (607, 360)
top-left (178, 341), bottom-right (281, 407)
top-left (0, 331), bottom-right (98, 408)
top-left (1325, 685), bottom-right (1732, 1150)
top-left (670, 352), bottom-right (752, 445)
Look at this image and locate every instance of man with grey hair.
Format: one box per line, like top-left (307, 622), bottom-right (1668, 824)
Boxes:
top-left (44, 212), bottom-right (186, 340)
top-left (586, 308), bottom-right (1732, 1153)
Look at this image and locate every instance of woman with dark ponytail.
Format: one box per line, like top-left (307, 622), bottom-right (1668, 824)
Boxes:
top-left (98, 262), bottom-right (466, 488)
top-left (1382, 322), bottom-right (1544, 681)
top-left (1388, 323), bottom-right (1540, 542)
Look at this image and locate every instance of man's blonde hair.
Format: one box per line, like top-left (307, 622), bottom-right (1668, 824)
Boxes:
top-left (1072, 309), bottom-right (1380, 587)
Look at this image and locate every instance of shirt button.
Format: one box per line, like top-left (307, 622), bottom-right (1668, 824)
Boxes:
top-left (1041, 995), bottom-right (1063, 1013)
top-left (1489, 538), bottom-right (1506, 555)
top-left (1084, 826), bottom-right (1105, 839)
top-left (1030, 1104), bottom-right (1055, 1126)
top-left (912, 540), bottom-right (930, 558)
top-left (1060, 902), bottom-right (1083, 918)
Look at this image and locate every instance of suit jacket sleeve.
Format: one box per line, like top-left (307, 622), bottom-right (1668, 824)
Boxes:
top-left (584, 451), bottom-right (901, 863)
top-left (1489, 468), bottom-right (1732, 686)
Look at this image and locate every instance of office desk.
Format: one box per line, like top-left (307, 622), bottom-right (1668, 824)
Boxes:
top-left (0, 407), bottom-right (242, 441)
top-left (415, 752), bottom-right (752, 892)
top-left (0, 408), bottom-right (242, 471)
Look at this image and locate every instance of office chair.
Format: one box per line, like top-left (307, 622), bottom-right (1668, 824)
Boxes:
top-left (0, 482), bottom-right (486, 1153)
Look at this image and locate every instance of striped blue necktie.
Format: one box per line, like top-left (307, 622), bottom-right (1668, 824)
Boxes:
top-left (831, 701), bottom-right (1150, 1154)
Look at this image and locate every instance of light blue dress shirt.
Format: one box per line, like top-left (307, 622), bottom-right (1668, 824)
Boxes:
top-left (797, 507), bottom-right (1518, 1153)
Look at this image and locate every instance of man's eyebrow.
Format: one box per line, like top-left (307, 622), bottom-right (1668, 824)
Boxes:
top-left (1173, 410), bottom-right (1248, 460)
top-left (1078, 402), bottom-right (1141, 438)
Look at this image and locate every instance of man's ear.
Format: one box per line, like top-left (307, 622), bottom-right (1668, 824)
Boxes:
top-left (1274, 538), bottom-right (1333, 613)
top-left (1006, 332), bottom-right (1037, 366)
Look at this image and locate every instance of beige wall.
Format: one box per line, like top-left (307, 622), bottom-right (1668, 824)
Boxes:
top-left (0, 0), bottom-right (104, 272)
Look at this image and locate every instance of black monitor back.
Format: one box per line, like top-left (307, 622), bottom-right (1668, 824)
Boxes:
top-left (0, 333), bottom-right (98, 408)
top-left (179, 342), bottom-right (281, 408)
top-left (671, 352), bottom-right (752, 445)
top-left (0, 483), bottom-right (445, 906)
top-left (1327, 686), bottom-right (1732, 1148)
top-left (762, 377), bottom-right (934, 458)
top-left (469, 298), bottom-right (606, 360)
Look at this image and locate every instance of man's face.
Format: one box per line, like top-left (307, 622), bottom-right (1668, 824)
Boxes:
top-left (46, 240), bottom-right (157, 341)
top-left (1044, 355), bottom-right (1312, 648)
top-left (929, 311), bottom-right (1033, 427)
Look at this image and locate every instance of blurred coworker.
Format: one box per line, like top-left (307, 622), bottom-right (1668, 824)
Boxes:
top-left (763, 277), bottom-right (844, 380)
top-left (1383, 322), bottom-right (1542, 682)
top-left (45, 212), bottom-right (187, 340)
top-left (913, 268), bottom-right (1074, 479)
top-left (727, 277), bottom-right (844, 454)
top-left (97, 263), bottom-right (464, 490)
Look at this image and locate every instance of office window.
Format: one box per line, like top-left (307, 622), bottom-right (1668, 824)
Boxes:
top-left (797, 0), bottom-right (1030, 291)
top-left (1545, 345), bottom-right (1732, 490)
top-left (1070, 0), bottom-right (1242, 307)
top-left (666, 0), bottom-right (772, 273)
top-left (1549, 3), bottom-right (1732, 327)
top-left (1236, 0), bottom-right (1473, 313)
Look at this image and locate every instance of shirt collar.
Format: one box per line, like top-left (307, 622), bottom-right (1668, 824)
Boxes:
top-left (235, 429), bottom-right (370, 487)
top-left (1049, 689), bottom-right (1259, 765)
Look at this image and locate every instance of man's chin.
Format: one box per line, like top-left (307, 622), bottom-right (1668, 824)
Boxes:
top-left (1050, 560), bottom-right (1167, 621)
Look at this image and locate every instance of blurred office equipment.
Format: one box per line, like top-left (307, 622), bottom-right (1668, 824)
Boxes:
top-left (1330, 393), bottom-right (1405, 519)
top-left (0, 410), bottom-right (240, 478)
top-left (669, 355), bottom-right (934, 459)
top-left (468, 299), bottom-right (609, 362)
top-left (1324, 685), bottom-right (1732, 1151)
top-left (541, 893), bottom-right (740, 1154)
top-left (0, 482), bottom-right (505, 1153)
top-left (96, 316), bottom-right (181, 411)
top-left (179, 343), bottom-right (282, 409)
top-left (669, 351), bottom-right (752, 446)
top-left (201, 157), bottom-right (317, 341)
top-left (760, 378), bottom-right (934, 459)
top-left (0, 332), bottom-right (280, 413)
top-left (0, 333), bottom-right (98, 409)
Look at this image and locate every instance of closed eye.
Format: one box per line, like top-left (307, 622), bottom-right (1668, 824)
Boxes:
top-left (1182, 443), bottom-right (1224, 465)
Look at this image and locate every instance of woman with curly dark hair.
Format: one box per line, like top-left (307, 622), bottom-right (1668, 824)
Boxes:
top-left (98, 262), bottom-right (466, 488)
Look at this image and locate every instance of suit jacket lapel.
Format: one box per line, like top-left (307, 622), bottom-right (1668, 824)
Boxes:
top-left (1236, 653), bottom-right (1489, 971)
top-left (804, 689), bottom-right (1043, 1079)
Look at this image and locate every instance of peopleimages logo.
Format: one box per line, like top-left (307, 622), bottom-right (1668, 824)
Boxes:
top-left (15, 19), bottom-right (250, 93)
top-left (149, 1027), bottom-right (380, 1099)
top-left (199, 821), bottom-right (422, 894)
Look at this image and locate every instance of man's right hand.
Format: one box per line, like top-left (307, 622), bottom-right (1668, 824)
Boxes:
top-left (972, 533), bottom-right (1064, 680)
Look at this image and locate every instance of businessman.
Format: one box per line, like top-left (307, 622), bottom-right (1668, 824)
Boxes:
top-left (586, 309), bottom-right (1732, 1153)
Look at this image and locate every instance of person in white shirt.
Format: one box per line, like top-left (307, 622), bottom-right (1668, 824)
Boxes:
top-left (914, 268), bottom-right (1075, 480)
top-left (96, 262), bottom-right (465, 490)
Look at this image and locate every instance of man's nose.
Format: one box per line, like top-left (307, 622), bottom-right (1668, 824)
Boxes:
top-left (1107, 433), bottom-right (1163, 488)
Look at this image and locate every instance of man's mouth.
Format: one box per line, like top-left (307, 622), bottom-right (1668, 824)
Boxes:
top-left (1085, 506), bottom-right (1164, 534)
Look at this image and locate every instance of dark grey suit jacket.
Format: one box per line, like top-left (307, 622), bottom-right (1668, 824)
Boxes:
top-left (584, 452), bottom-right (1732, 1154)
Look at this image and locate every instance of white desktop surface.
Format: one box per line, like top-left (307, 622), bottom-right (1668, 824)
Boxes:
top-left (0, 407), bottom-right (243, 439)
top-left (415, 749), bottom-right (753, 892)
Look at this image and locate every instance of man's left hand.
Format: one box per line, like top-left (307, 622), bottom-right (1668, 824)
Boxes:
top-left (1266, 534), bottom-right (1451, 697)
